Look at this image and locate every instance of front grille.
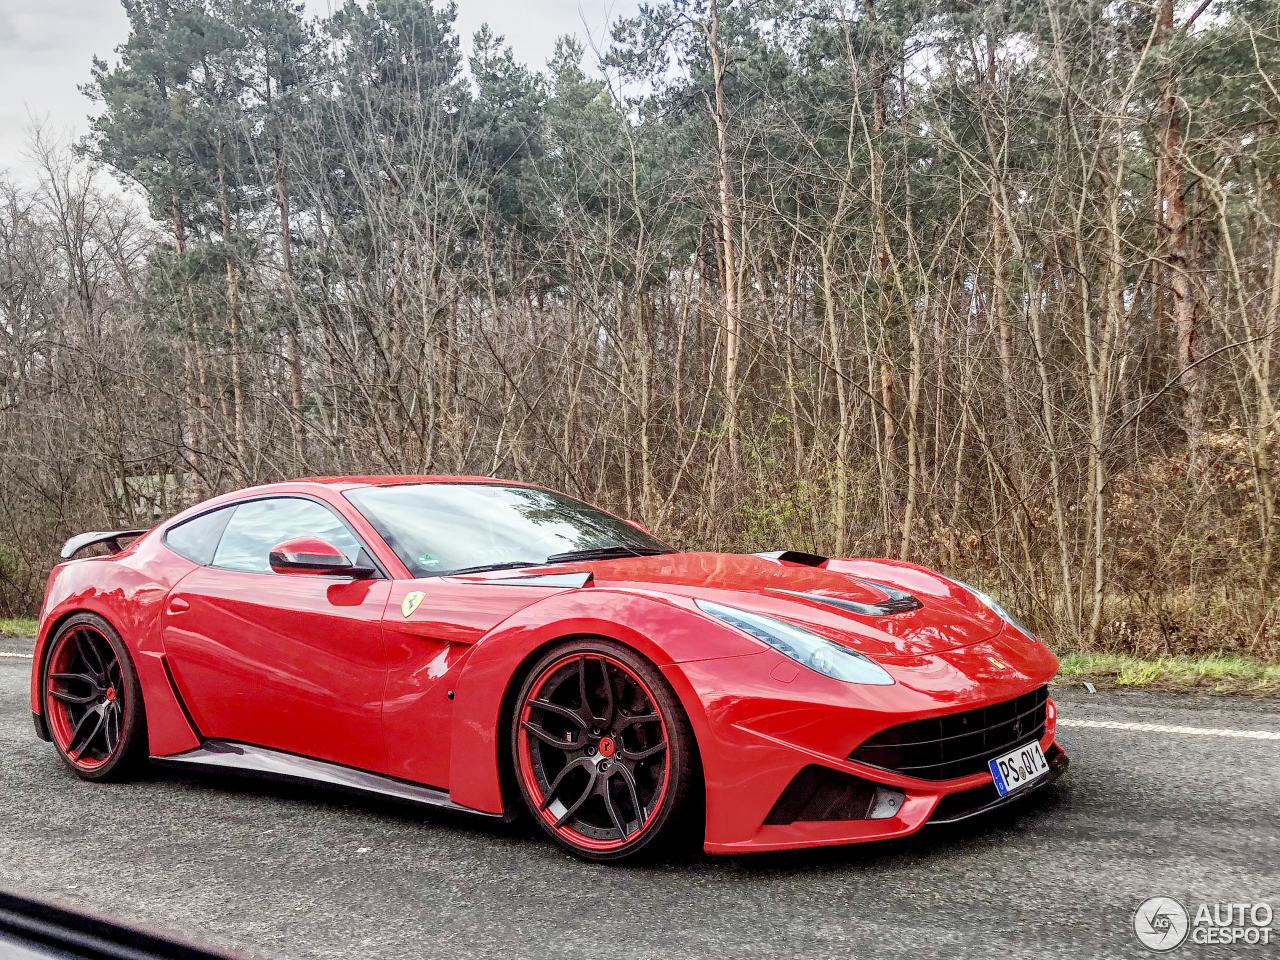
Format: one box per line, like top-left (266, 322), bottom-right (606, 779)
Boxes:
top-left (849, 686), bottom-right (1049, 781)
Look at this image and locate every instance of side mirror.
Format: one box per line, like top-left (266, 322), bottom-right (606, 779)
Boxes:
top-left (269, 537), bottom-right (373, 578)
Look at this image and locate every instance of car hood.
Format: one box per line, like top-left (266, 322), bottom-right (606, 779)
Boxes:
top-left (570, 552), bottom-right (1007, 659)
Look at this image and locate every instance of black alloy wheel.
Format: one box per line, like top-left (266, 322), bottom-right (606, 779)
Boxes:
top-left (511, 639), bottom-right (699, 861)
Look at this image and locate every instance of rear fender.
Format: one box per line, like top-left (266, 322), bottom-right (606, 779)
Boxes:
top-left (31, 544), bottom-right (202, 757)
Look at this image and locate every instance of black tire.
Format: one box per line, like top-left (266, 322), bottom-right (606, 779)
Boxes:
top-left (41, 612), bottom-right (147, 781)
top-left (510, 638), bottom-right (700, 862)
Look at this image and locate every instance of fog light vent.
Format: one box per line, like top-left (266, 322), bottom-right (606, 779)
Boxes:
top-left (763, 765), bottom-right (904, 824)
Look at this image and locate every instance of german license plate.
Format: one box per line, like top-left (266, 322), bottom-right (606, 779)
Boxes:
top-left (988, 741), bottom-right (1049, 796)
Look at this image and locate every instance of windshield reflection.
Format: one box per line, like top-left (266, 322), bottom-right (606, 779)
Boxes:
top-left (346, 483), bottom-right (670, 578)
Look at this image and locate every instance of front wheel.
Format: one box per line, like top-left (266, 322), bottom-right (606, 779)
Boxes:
top-left (511, 639), bottom-right (700, 861)
top-left (42, 613), bottom-right (146, 780)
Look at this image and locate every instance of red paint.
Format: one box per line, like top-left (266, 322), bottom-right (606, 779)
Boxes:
top-left (268, 535), bottom-right (353, 576)
top-left (31, 475), bottom-right (1065, 855)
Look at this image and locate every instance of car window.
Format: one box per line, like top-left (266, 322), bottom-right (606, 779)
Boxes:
top-left (164, 506), bottom-right (234, 565)
top-left (211, 497), bottom-right (364, 574)
top-left (346, 483), bottom-right (670, 578)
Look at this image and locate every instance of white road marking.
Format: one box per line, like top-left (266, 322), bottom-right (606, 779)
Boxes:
top-left (1060, 718), bottom-right (1280, 740)
top-left (0, 651), bottom-right (32, 659)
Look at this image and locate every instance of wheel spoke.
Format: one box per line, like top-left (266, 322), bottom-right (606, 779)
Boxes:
top-left (600, 776), bottom-right (629, 839)
top-left (539, 756), bottom-right (592, 810)
top-left (48, 673), bottom-right (99, 705)
top-left (51, 671), bottom-right (97, 685)
top-left (522, 719), bottom-right (576, 750)
top-left (619, 740), bottom-right (667, 762)
top-left (106, 702), bottom-right (122, 750)
top-left (613, 763), bottom-right (645, 823)
top-left (597, 659), bottom-right (615, 724)
top-left (617, 712), bottom-right (660, 730)
top-left (552, 767), bottom-right (599, 827)
top-left (49, 687), bottom-right (97, 706)
top-left (577, 657), bottom-right (591, 715)
top-left (76, 632), bottom-right (107, 683)
top-left (529, 698), bottom-right (587, 729)
top-left (67, 705), bottom-right (105, 755)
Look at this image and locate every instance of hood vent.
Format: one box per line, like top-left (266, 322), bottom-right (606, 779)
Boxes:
top-left (753, 550), bottom-right (828, 567)
top-left (775, 577), bottom-right (922, 617)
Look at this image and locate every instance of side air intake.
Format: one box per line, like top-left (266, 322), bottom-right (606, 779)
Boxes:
top-left (763, 765), bottom-right (904, 824)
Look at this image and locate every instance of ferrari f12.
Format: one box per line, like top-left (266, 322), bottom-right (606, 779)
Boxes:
top-left (32, 477), bottom-right (1066, 860)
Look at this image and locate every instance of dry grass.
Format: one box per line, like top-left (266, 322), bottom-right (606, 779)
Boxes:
top-left (1057, 651), bottom-right (1280, 695)
top-left (0, 618), bottom-right (37, 638)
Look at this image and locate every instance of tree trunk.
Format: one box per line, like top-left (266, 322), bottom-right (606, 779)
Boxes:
top-left (274, 129), bottom-right (306, 462)
top-left (1157, 0), bottom-right (1203, 458)
top-left (215, 132), bottom-right (246, 473)
top-left (707, 0), bottom-right (740, 468)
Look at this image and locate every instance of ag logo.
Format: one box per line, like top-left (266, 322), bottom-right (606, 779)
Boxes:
top-left (1134, 897), bottom-right (1190, 952)
top-left (401, 591), bottom-right (425, 618)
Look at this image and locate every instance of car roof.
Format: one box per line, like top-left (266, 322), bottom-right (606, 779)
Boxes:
top-left (163, 476), bottom-right (537, 525)
top-left (295, 475), bottom-right (524, 491)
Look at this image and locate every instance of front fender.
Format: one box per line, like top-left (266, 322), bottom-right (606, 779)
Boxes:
top-left (446, 588), bottom-right (757, 813)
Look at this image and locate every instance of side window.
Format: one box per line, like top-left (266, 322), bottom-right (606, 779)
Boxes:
top-left (211, 498), bottom-right (364, 574)
top-left (164, 506), bottom-right (235, 565)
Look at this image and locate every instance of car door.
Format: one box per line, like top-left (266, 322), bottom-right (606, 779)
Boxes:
top-left (161, 496), bottom-right (392, 773)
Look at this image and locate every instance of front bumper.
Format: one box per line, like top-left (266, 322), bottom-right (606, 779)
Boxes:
top-left (662, 631), bottom-right (1067, 855)
top-left (928, 742), bottom-right (1069, 824)
top-left (699, 734), bottom-right (1069, 855)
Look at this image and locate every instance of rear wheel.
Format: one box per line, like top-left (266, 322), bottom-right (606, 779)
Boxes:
top-left (511, 639), bottom-right (699, 861)
top-left (42, 613), bottom-right (146, 780)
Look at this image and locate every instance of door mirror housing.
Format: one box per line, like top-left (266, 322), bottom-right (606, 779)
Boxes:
top-left (269, 537), bottom-right (375, 578)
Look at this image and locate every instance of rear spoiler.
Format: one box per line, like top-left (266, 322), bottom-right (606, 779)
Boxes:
top-left (60, 529), bottom-right (150, 561)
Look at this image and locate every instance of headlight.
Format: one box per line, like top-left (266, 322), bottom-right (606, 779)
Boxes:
top-left (951, 579), bottom-right (1032, 638)
top-left (695, 599), bottom-right (894, 685)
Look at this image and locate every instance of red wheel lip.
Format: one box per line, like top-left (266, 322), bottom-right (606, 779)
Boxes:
top-left (517, 651), bottom-right (671, 852)
top-left (44, 627), bottom-right (126, 772)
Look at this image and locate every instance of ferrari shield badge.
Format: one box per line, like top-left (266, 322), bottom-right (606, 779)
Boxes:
top-left (987, 656), bottom-right (1008, 670)
top-left (402, 591), bottom-right (425, 618)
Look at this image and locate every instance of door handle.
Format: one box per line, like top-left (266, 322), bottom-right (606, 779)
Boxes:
top-left (168, 596), bottom-right (191, 614)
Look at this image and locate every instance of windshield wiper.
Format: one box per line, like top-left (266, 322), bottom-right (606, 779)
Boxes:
top-left (443, 560), bottom-right (546, 576)
top-left (543, 545), bottom-right (669, 564)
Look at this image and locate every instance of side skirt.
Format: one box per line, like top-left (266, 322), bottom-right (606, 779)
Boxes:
top-left (155, 739), bottom-right (507, 821)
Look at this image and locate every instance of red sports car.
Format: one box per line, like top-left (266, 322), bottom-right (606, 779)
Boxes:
top-left (31, 476), bottom-right (1066, 860)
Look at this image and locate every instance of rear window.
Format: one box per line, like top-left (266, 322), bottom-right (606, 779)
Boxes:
top-left (163, 507), bottom-right (234, 565)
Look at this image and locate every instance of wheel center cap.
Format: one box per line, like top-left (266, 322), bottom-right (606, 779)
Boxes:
top-left (597, 736), bottom-right (615, 758)
top-left (105, 687), bottom-right (116, 702)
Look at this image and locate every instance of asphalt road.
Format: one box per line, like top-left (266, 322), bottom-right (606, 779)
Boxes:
top-left (2, 633), bottom-right (1278, 960)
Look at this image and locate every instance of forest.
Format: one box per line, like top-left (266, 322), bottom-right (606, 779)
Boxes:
top-left (0, 0), bottom-right (1276, 657)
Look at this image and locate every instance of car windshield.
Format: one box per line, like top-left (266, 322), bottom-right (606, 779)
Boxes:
top-left (345, 483), bottom-right (672, 577)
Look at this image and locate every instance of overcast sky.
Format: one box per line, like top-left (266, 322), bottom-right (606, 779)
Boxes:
top-left (0, 0), bottom-right (639, 182)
